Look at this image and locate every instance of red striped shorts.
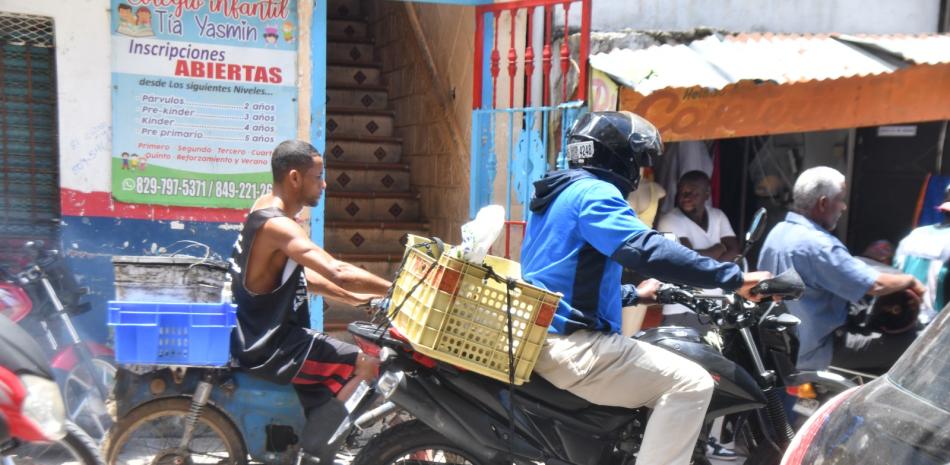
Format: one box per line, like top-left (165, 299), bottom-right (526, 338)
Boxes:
top-left (292, 332), bottom-right (359, 411)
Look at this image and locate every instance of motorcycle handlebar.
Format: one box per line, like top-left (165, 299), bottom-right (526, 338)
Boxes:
top-left (750, 269), bottom-right (805, 299)
top-left (656, 269), bottom-right (804, 316)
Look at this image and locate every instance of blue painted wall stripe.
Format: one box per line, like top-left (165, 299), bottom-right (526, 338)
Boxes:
top-left (309, 0), bottom-right (328, 331)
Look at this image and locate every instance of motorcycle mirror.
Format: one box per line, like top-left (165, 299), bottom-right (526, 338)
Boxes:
top-left (745, 208), bottom-right (768, 244)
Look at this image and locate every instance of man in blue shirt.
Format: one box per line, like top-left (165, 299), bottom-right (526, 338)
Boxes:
top-left (522, 112), bottom-right (770, 465)
top-left (758, 166), bottom-right (924, 371)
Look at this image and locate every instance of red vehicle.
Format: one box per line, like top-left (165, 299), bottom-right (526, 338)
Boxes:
top-left (0, 313), bottom-right (104, 464)
top-left (0, 242), bottom-right (114, 443)
top-left (781, 305), bottom-right (950, 465)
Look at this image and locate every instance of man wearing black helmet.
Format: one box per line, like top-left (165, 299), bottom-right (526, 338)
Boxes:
top-left (521, 111), bottom-right (770, 465)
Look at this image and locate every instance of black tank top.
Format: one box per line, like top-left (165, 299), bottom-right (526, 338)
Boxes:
top-left (229, 207), bottom-right (313, 384)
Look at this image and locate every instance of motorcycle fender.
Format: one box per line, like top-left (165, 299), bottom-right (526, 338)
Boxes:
top-left (390, 373), bottom-right (543, 463)
top-left (785, 370), bottom-right (856, 392)
top-left (50, 342), bottom-right (114, 371)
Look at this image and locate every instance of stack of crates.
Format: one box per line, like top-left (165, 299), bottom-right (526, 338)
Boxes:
top-left (108, 255), bottom-right (234, 367)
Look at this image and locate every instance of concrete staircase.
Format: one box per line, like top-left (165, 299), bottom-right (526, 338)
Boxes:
top-left (323, 0), bottom-right (428, 331)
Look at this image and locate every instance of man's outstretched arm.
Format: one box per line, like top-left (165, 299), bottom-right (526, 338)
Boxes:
top-left (305, 268), bottom-right (381, 306)
top-left (265, 217), bottom-right (392, 295)
top-left (612, 230), bottom-right (768, 300)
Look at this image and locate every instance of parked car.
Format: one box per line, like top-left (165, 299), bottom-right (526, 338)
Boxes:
top-left (781, 304), bottom-right (950, 465)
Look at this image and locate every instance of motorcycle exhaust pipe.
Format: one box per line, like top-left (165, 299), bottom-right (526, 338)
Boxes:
top-left (354, 401), bottom-right (397, 430)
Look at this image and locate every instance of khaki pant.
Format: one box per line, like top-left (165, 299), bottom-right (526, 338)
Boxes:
top-left (534, 330), bottom-right (713, 465)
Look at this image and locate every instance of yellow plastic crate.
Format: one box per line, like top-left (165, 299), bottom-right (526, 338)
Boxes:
top-left (389, 235), bottom-right (561, 385)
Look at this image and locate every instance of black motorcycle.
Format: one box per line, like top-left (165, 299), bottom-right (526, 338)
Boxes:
top-left (342, 208), bottom-right (854, 465)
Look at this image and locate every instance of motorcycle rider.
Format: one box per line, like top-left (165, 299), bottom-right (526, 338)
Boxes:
top-left (757, 166), bottom-right (925, 371)
top-left (229, 140), bottom-right (391, 460)
top-left (521, 111), bottom-right (770, 465)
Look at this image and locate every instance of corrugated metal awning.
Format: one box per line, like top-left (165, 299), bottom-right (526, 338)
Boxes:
top-left (590, 33), bottom-right (950, 141)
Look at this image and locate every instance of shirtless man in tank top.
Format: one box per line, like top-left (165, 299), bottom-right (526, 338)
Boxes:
top-left (229, 140), bottom-right (391, 452)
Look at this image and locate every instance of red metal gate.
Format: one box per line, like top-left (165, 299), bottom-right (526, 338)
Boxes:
top-left (470, 0), bottom-right (591, 258)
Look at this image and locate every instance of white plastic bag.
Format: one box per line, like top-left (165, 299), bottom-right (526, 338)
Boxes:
top-left (448, 205), bottom-right (505, 263)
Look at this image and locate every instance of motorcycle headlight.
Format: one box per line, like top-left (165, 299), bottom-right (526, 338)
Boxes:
top-left (19, 374), bottom-right (66, 440)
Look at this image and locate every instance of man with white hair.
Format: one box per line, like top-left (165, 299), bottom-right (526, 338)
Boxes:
top-left (757, 166), bottom-right (924, 370)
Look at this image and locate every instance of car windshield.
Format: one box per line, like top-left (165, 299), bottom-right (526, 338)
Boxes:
top-left (887, 309), bottom-right (950, 409)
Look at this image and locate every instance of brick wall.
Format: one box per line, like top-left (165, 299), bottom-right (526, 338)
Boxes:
top-left (371, 2), bottom-right (475, 244)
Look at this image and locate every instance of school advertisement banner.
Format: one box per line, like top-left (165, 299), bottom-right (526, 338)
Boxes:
top-left (111, 0), bottom-right (297, 208)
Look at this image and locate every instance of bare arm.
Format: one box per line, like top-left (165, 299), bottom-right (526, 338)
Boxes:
top-left (305, 268), bottom-right (380, 306)
top-left (867, 273), bottom-right (926, 297)
top-left (265, 217), bottom-right (392, 294)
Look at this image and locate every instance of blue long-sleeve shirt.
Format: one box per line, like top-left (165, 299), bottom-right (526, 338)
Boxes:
top-left (521, 169), bottom-right (743, 335)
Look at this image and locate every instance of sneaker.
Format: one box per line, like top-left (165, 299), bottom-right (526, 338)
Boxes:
top-left (706, 438), bottom-right (738, 461)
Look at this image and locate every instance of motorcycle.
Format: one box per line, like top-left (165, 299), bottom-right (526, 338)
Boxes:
top-left (343, 208), bottom-right (854, 465)
top-left (0, 313), bottom-right (105, 465)
top-left (0, 241), bottom-right (115, 444)
top-left (104, 363), bottom-right (402, 465)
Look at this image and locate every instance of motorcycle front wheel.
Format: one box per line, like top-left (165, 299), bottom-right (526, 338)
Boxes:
top-left (352, 419), bottom-right (488, 465)
top-left (5, 421), bottom-right (104, 465)
top-left (103, 397), bottom-right (247, 465)
top-left (61, 357), bottom-right (116, 444)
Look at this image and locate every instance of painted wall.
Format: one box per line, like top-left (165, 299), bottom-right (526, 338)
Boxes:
top-left (371, 2), bottom-right (475, 243)
top-left (559, 0), bottom-right (940, 34)
top-left (0, 0), bottom-right (311, 341)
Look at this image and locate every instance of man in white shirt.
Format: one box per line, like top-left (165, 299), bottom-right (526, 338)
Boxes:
top-left (658, 170), bottom-right (740, 262)
top-left (657, 169), bottom-right (740, 329)
top-left (657, 169), bottom-right (741, 461)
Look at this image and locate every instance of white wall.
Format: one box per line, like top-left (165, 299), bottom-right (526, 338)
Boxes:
top-left (0, 0), bottom-right (112, 193)
top-left (561, 0), bottom-right (940, 34)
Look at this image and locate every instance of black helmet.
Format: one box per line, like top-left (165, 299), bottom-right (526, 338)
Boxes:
top-left (566, 111), bottom-right (663, 191)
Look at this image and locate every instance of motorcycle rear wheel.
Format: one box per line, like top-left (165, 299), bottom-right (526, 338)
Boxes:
top-left (352, 419), bottom-right (488, 465)
top-left (103, 397), bottom-right (247, 465)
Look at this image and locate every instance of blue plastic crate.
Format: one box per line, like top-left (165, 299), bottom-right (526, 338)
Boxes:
top-left (108, 301), bottom-right (236, 366)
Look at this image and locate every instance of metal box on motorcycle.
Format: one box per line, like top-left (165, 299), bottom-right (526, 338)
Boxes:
top-left (112, 256), bottom-right (229, 303)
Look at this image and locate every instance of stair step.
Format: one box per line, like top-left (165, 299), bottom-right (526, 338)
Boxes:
top-left (327, 41), bottom-right (374, 65)
top-left (328, 0), bottom-right (362, 19)
top-left (327, 191), bottom-right (418, 199)
top-left (326, 111), bottom-right (394, 138)
top-left (324, 302), bottom-right (373, 332)
top-left (328, 60), bottom-right (381, 69)
top-left (326, 162), bottom-right (410, 192)
top-left (328, 34), bottom-right (373, 45)
top-left (327, 65), bottom-right (383, 87)
top-left (327, 19), bottom-right (368, 40)
top-left (326, 221), bottom-right (430, 254)
top-left (325, 136), bottom-right (403, 164)
top-left (327, 87), bottom-right (388, 110)
top-left (325, 193), bottom-right (421, 222)
top-left (340, 255), bottom-right (405, 280)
